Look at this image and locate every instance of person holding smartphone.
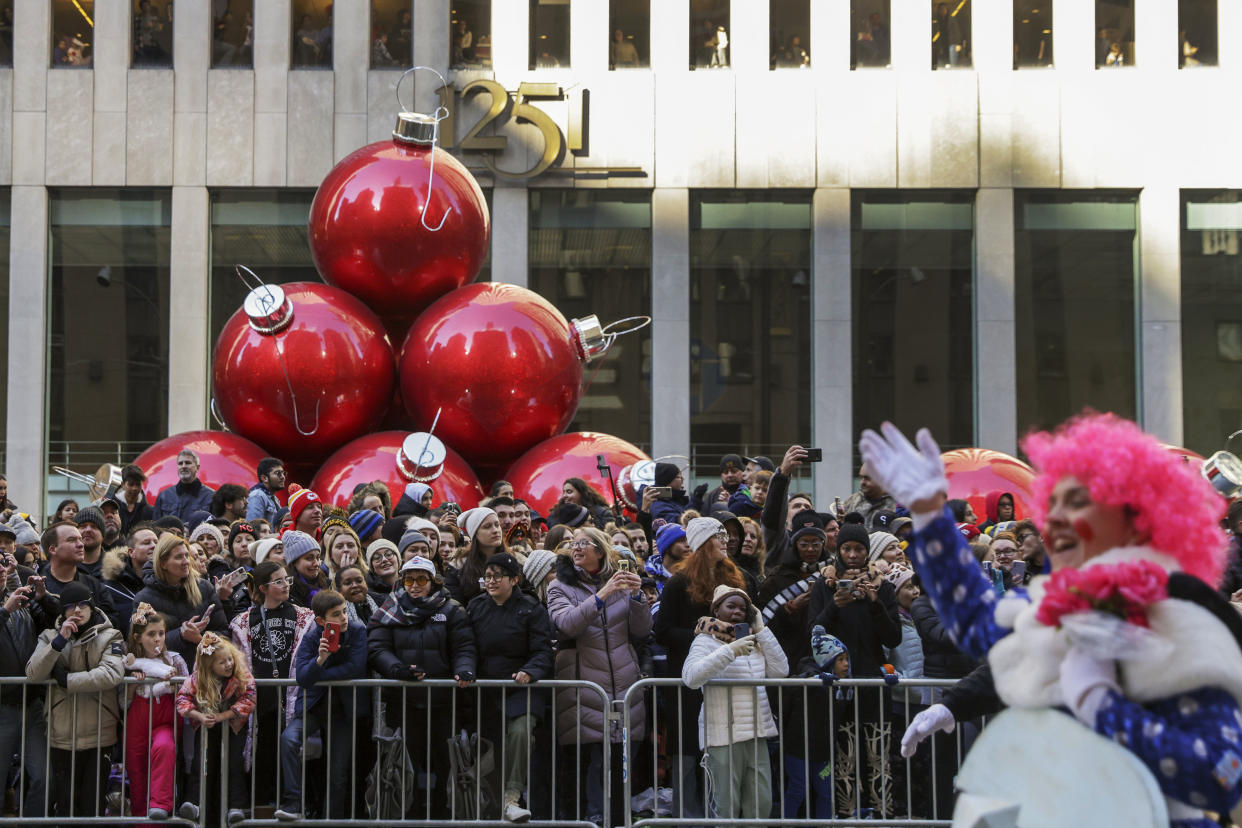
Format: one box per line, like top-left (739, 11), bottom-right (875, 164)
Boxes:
top-left (276, 589), bottom-right (368, 821)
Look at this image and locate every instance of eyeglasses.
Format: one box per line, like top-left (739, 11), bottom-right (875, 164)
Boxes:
top-left (373, 550), bottom-right (398, 561)
top-left (402, 573), bottom-right (432, 586)
top-left (993, 546), bottom-right (1018, 557)
top-left (715, 531), bottom-right (729, 543)
top-left (264, 576), bottom-right (294, 587)
top-left (481, 572), bottom-right (512, 583)
top-left (570, 540), bottom-right (596, 550)
top-left (1017, 533), bottom-right (1037, 543)
top-left (64, 600), bottom-right (91, 612)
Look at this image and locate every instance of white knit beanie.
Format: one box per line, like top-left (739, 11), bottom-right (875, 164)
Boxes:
top-left (868, 531), bottom-right (900, 562)
top-left (456, 507), bottom-right (496, 538)
top-left (685, 517), bottom-right (723, 553)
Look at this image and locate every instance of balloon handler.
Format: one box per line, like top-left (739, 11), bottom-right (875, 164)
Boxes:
top-left (861, 413), bottom-right (1242, 827)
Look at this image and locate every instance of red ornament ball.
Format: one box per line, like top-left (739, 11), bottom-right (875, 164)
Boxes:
top-left (133, 431), bottom-right (272, 504)
top-left (212, 282), bottom-right (396, 465)
top-left (941, 448), bottom-right (1037, 524)
top-left (310, 431), bottom-right (484, 513)
top-left (505, 432), bottom-right (651, 518)
top-left (399, 283), bottom-right (586, 468)
top-left (308, 130), bottom-right (490, 329)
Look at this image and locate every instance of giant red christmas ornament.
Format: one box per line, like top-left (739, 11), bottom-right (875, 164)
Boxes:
top-left (133, 431), bottom-right (272, 504)
top-left (310, 430), bottom-right (484, 512)
top-left (212, 280), bottom-right (396, 464)
top-left (400, 283), bottom-right (620, 468)
top-left (505, 432), bottom-right (651, 518)
top-left (308, 106), bottom-right (490, 331)
top-left (941, 448), bottom-right (1037, 523)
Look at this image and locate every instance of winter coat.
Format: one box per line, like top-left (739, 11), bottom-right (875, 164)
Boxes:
top-left (839, 489), bottom-right (898, 530)
top-left (682, 625), bottom-right (787, 748)
top-left (116, 497), bottom-right (154, 535)
top-left (133, 561), bottom-right (229, 666)
top-left (101, 549), bottom-right (146, 636)
top-left (467, 590), bottom-right (555, 719)
top-left (648, 494), bottom-right (687, 527)
top-left (246, 483), bottom-right (282, 525)
top-left (977, 490), bottom-right (1013, 533)
top-left (726, 488), bottom-right (762, 519)
top-left (293, 620), bottom-right (369, 719)
top-left (758, 471), bottom-right (794, 573)
top-left (0, 569), bottom-right (59, 705)
top-left (885, 607), bottom-right (925, 681)
top-left (367, 573), bottom-right (396, 606)
top-left (910, 593), bottom-right (978, 679)
top-left (367, 588), bottom-right (476, 685)
top-left (206, 554), bottom-right (252, 618)
top-left (175, 668), bottom-right (256, 735)
top-left (152, 478), bottom-right (215, 522)
top-left (391, 491), bottom-right (427, 519)
top-left (39, 562), bottom-right (122, 632)
top-left (546, 555), bottom-right (651, 744)
top-left (26, 611), bottom-right (125, 749)
top-left (807, 577), bottom-right (902, 680)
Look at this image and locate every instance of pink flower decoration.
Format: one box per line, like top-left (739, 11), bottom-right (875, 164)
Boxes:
top-left (1035, 559), bottom-right (1169, 630)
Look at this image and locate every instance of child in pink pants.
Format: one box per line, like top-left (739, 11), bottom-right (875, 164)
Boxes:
top-left (124, 604), bottom-right (187, 819)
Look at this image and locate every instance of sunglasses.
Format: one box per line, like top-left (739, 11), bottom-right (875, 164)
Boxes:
top-left (403, 573), bottom-right (432, 586)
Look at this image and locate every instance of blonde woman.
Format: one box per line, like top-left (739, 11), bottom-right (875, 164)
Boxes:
top-left (134, 534), bottom-right (228, 665)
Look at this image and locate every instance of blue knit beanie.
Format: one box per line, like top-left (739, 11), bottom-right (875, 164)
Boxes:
top-left (348, 508), bottom-right (384, 540)
top-left (655, 524), bottom-right (687, 556)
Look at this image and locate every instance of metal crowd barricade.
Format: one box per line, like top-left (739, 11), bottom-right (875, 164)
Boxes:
top-left (620, 676), bottom-right (976, 827)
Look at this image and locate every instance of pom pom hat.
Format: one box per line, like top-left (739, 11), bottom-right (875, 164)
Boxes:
top-left (1020, 411), bottom-right (1226, 584)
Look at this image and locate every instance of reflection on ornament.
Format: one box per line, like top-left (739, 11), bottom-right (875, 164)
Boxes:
top-left (505, 432), bottom-right (651, 518)
top-left (134, 431), bottom-right (272, 504)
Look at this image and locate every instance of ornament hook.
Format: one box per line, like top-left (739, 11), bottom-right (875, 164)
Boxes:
top-left (396, 66), bottom-right (454, 233)
top-left (601, 315), bottom-right (652, 351)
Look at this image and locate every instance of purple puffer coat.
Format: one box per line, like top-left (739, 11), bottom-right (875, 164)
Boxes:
top-left (546, 555), bottom-right (651, 745)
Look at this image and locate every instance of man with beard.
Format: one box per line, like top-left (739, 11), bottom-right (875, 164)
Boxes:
top-left (101, 523), bottom-right (157, 636)
top-left (74, 506), bottom-right (108, 579)
top-left (152, 450), bottom-right (214, 522)
top-left (840, 463), bottom-right (897, 530)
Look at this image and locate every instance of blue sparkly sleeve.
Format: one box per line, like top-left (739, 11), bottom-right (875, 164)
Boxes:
top-left (1094, 687), bottom-right (1242, 813)
top-left (906, 506), bottom-right (1021, 659)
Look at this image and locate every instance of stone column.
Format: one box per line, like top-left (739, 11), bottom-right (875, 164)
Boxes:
top-left (651, 188), bottom-right (690, 460)
top-left (6, 186), bottom-right (48, 521)
top-left (976, 188), bottom-right (1017, 454)
top-left (1139, 185), bottom-right (1182, 444)
top-left (491, 186), bottom-right (529, 287)
top-left (812, 188), bottom-right (852, 501)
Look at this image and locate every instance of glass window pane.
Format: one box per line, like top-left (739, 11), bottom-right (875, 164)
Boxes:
top-left (528, 190), bottom-right (651, 443)
top-left (1015, 191), bottom-right (1138, 434)
top-left (51, 0), bottom-right (93, 68)
top-left (1014, 1), bottom-right (1052, 68)
top-left (609, 0), bottom-right (648, 69)
top-left (690, 191), bottom-right (812, 478)
top-left (852, 192), bottom-right (975, 453)
top-left (371, 0), bottom-right (412, 68)
top-left (530, 0), bottom-right (570, 69)
top-left (133, 0), bottom-right (172, 67)
top-left (0, 5), bottom-right (12, 67)
top-left (770, 0), bottom-right (810, 69)
top-left (50, 189), bottom-right (172, 461)
top-left (1097, 0), bottom-right (1134, 67)
top-left (1180, 0), bottom-right (1217, 67)
top-left (852, 1), bottom-right (891, 68)
top-left (932, 1), bottom-right (971, 69)
top-left (209, 190), bottom-right (318, 347)
top-left (0, 190), bottom-right (9, 447)
top-left (690, 0), bottom-right (729, 69)
top-left (292, 0), bottom-right (332, 68)
top-left (1181, 190), bottom-right (1242, 455)
top-left (212, 1), bottom-right (252, 68)
top-left (451, 0), bottom-right (491, 70)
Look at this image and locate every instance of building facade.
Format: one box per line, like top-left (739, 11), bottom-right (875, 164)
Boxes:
top-left (4, 0), bottom-right (1242, 519)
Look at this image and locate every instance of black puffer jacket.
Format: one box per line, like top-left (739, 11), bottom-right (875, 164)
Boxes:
top-left (367, 588), bottom-right (476, 685)
top-left (133, 561), bottom-right (229, 666)
top-left (910, 593), bottom-right (978, 679)
top-left (467, 590), bottom-right (554, 719)
top-left (0, 567), bottom-right (59, 704)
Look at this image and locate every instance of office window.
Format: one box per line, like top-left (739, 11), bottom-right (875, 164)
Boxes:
top-left (852, 192), bottom-right (975, 454)
top-left (1181, 191), bottom-right (1242, 456)
top-left (49, 190), bottom-right (171, 456)
top-left (132, 0), bottom-right (172, 67)
top-left (528, 191), bottom-right (651, 442)
top-left (530, 0), bottom-right (570, 69)
top-left (0, 4), bottom-right (11, 67)
top-left (690, 192), bottom-right (812, 476)
top-left (852, 0), bottom-right (891, 68)
top-left (1015, 191), bottom-right (1139, 434)
top-left (1180, 0), bottom-right (1217, 67)
top-left (609, 0), bottom-right (648, 69)
top-left (51, 0), bottom-right (93, 67)
top-left (212, 1), bottom-right (252, 68)
top-left (770, 0), bottom-right (810, 68)
top-left (690, 0), bottom-right (729, 69)
top-left (371, 0), bottom-right (412, 68)
top-left (1014, 1), bottom-right (1052, 67)
top-left (932, 1), bottom-right (971, 69)
top-left (291, 0), bottom-right (332, 68)
top-left (450, 0), bottom-right (491, 69)
top-left (1096, 0), bottom-right (1134, 67)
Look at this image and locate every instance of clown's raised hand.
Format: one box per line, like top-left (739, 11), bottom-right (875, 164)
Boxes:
top-left (858, 422), bottom-right (947, 510)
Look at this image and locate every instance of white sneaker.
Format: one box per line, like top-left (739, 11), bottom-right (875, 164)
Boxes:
top-left (504, 800), bottom-right (532, 822)
top-left (147, 807), bottom-right (170, 821)
top-left (178, 802), bottom-right (199, 820)
top-left (227, 808), bottom-right (245, 824)
top-left (274, 807), bottom-right (301, 821)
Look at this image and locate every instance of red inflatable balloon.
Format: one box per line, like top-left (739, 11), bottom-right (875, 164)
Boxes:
top-left (1162, 444), bottom-right (1206, 466)
top-left (308, 110), bottom-right (490, 331)
top-left (400, 283), bottom-right (601, 468)
top-left (133, 431), bottom-right (272, 504)
top-left (212, 281), bottom-right (396, 465)
top-left (942, 448), bottom-right (1037, 524)
top-left (310, 431), bottom-right (484, 513)
top-left (505, 432), bottom-right (651, 518)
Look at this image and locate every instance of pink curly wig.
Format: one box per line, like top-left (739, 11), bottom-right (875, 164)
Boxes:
top-left (1020, 412), bottom-right (1227, 585)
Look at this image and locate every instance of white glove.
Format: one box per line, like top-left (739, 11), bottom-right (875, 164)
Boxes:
top-left (858, 423), bottom-right (948, 509)
top-left (729, 635), bottom-right (757, 657)
top-left (900, 703), bottom-right (956, 758)
top-left (1059, 646), bottom-right (1119, 726)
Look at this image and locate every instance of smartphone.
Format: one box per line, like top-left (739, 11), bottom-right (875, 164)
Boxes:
top-left (226, 567), bottom-right (247, 588)
top-left (617, 558), bottom-right (632, 573)
top-left (648, 486), bottom-right (672, 500)
top-left (1010, 561), bottom-right (1027, 581)
top-left (982, 561), bottom-right (994, 579)
top-left (733, 622), bottom-right (751, 640)
top-left (837, 579), bottom-right (854, 592)
top-left (805, 448), bottom-right (823, 462)
top-left (324, 621), bottom-right (342, 653)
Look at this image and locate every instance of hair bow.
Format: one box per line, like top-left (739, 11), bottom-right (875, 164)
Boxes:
top-left (130, 602), bottom-right (159, 627)
top-left (198, 631), bottom-right (222, 656)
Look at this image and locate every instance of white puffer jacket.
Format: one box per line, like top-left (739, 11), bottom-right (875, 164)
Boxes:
top-left (682, 625), bottom-right (788, 749)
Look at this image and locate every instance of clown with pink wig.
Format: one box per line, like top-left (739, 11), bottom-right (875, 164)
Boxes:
top-left (861, 413), bottom-right (1242, 827)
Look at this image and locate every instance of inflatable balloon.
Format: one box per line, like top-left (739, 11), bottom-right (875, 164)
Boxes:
top-left (133, 431), bottom-right (272, 504)
top-left (941, 447), bottom-right (1037, 524)
top-left (505, 432), bottom-right (651, 518)
top-left (310, 431), bottom-right (484, 513)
